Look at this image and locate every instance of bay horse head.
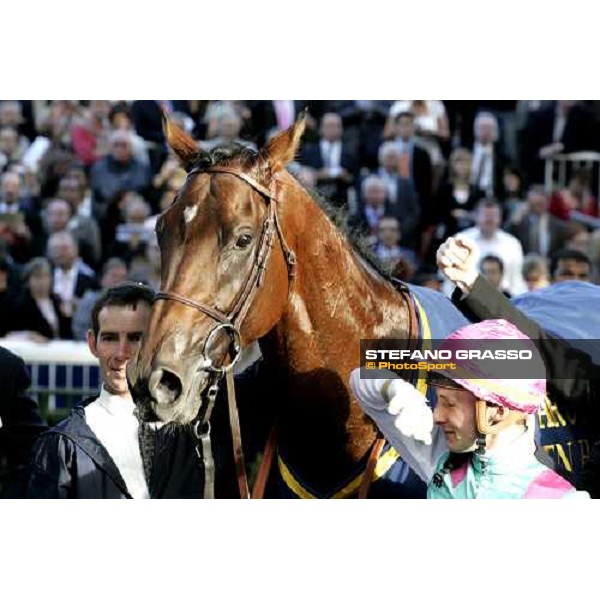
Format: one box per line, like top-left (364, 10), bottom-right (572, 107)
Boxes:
top-left (130, 115), bottom-right (306, 423)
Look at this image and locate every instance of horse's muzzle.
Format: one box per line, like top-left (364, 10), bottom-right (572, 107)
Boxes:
top-left (141, 365), bottom-right (208, 424)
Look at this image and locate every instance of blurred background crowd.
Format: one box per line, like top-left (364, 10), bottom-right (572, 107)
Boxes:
top-left (1, 99), bottom-right (600, 343)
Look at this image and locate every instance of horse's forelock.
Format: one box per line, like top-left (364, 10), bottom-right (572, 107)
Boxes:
top-left (187, 144), bottom-right (260, 174)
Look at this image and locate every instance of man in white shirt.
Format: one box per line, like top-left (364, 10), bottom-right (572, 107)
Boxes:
top-left (458, 199), bottom-right (526, 296)
top-left (27, 282), bottom-right (205, 498)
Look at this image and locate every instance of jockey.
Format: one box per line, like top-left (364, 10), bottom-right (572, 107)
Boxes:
top-left (350, 319), bottom-right (589, 499)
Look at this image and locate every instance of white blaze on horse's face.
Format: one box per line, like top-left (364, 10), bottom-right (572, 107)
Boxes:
top-left (183, 205), bottom-right (198, 225)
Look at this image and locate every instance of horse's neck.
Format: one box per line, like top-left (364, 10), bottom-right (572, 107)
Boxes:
top-left (278, 192), bottom-right (408, 365)
top-left (261, 183), bottom-right (410, 469)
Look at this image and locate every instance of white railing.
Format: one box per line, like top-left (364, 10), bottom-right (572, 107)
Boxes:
top-left (0, 340), bottom-right (100, 413)
top-left (544, 152), bottom-right (600, 198)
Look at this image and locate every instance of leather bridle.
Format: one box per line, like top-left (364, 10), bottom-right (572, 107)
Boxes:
top-left (155, 166), bottom-right (296, 372)
top-left (153, 165), bottom-right (296, 498)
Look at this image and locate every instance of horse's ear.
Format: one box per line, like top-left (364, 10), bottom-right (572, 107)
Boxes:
top-left (258, 111), bottom-right (307, 171)
top-left (162, 111), bottom-right (201, 168)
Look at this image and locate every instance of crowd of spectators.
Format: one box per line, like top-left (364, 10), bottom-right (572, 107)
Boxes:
top-left (2, 99), bottom-right (600, 342)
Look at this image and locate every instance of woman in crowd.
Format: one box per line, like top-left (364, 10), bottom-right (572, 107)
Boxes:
top-left (8, 257), bottom-right (71, 341)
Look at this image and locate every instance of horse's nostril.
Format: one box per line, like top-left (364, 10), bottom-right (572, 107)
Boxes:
top-left (149, 368), bottom-right (183, 405)
top-left (160, 370), bottom-right (182, 396)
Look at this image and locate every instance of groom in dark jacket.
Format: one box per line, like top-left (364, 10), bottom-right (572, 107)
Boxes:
top-left (26, 282), bottom-right (207, 499)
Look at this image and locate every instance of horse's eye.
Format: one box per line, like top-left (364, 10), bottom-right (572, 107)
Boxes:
top-left (236, 233), bottom-right (253, 249)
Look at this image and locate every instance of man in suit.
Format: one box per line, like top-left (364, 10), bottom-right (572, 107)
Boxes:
top-left (509, 186), bottom-right (568, 257)
top-left (391, 111), bottom-right (430, 248)
top-left (43, 198), bottom-right (102, 271)
top-left (470, 112), bottom-right (505, 200)
top-left (327, 100), bottom-right (391, 171)
top-left (46, 231), bottom-right (99, 331)
top-left (376, 141), bottom-right (401, 203)
top-left (349, 175), bottom-right (393, 244)
top-left (0, 346), bottom-right (47, 498)
top-left (299, 112), bottom-right (358, 208)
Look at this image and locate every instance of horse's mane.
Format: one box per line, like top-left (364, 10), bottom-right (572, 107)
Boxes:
top-left (190, 143), bottom-right (399, 284)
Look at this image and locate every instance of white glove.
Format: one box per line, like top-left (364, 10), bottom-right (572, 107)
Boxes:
top-left (383, 379), bottom-right (433, 445)
top-left (436, 234), bottom-right (480, 294)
